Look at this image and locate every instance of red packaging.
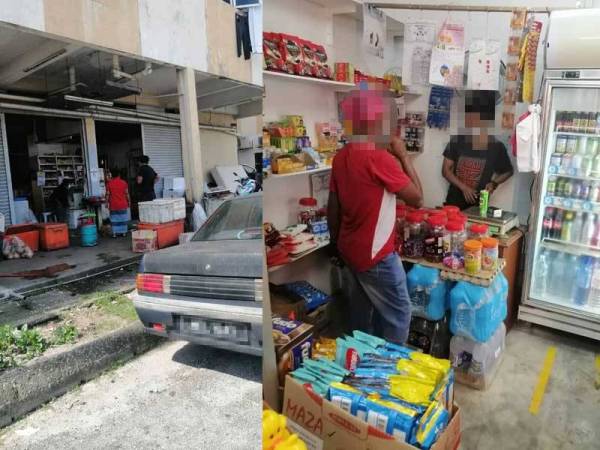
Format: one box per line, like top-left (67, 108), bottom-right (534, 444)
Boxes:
top-left (279, 34), bottom-right (306, 75)
top-left (263, 32), bottom-right (285, 72)
top-left (335, 62), bottom-right (348, 82)
top-left (300, 39), bottom-right (318, 77)
top-left (312, 42), bottom-right (332, 79)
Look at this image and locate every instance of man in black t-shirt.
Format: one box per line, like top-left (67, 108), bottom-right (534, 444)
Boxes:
top-left (442, 90), bottom-right (513, 210)
top-left (136, 155), bottom-right (159, 202)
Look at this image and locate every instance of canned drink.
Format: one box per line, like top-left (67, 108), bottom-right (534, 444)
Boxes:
top-left (587, 138), bottom-right (599, 155)
top-left (547, 176), bottom-right (557, 196)
top-left (479, 189), bottom-right (489, 217)
top-left (555, 136), bottom-right (567, 153)
top-left (566, 136), bottom-right (577, 153)
top-left (550, 154), bottom-right (562, 167)
top-left (561, 153), bottom-right (572, 172)
top-left (577, 136), bottom-right (588, 154)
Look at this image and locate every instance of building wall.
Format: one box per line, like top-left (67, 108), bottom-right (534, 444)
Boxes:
top-left (200, 129), bottom-right (239, 183)
top-left (0, 0), bottom-right (254, 84)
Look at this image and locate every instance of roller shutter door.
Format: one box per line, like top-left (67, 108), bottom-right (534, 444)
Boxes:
top-left (0, 113), bottom-right (13, 225)
top-left (140, 124), bottom-right (183, 196)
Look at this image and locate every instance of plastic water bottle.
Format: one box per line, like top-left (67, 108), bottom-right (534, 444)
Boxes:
top-left (571, 212), bottom-right (584, 243)
top-left (588, 259), bottom-right (600, 308)
top-left (564, 254), bottom-right (579, 298)
top-left (550, 252), bottom-right (568, 299)
top-left (573, 256), bottom-right (593, 306)
top-left (533, 249), bottom-right (551, 297)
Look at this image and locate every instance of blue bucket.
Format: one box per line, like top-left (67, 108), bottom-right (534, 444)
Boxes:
top-left (80, 224), bottom-right (98, 247)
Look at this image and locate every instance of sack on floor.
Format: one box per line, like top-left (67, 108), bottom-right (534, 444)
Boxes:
top-left (2, 236), bottom-right (34, 259)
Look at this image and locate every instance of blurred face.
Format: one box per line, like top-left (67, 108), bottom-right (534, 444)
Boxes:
top-left (465, 112), bottom-right (482, 128)
top-left (340, 82), bottom-right (396, 144)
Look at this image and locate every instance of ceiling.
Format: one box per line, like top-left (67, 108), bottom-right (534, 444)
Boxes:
top-left (0, 25), bottom-right (262, 118)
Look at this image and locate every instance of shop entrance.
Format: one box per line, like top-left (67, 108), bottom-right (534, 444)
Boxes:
top-left (94, 121), bottom-right (143, 218)
top-left (4, 114), bottom-right (85, 222)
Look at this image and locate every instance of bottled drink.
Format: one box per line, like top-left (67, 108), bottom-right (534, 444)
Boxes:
top-left (563, 179), bottom-right (574, 198)
top-left (555, 111), bottom-right (565, 131)
top-left (556, 177), bottom-right (566, 197)
top-left (592, 151), bottom-right (600, 176)
top-left (587, 112), bottom-right (596, 134)
top-left (561, 211), bottom-right (573, 241)
top-left (586, 137), bottom-right (598, 155)
top-left (572, 212), bottom-right (584, 243)
top-left (533, 249), bottom-right (551, 297)
top-left (587, 258), bottom-right (600, 308)
top-left (580, 181), bottom-right (591, 200)
top-left (590, 182), bottom-right (600, 202)
top-left (573, 256), bottom-right (593, 306)
top-left (561, 154), bottom-right (572, 173)
top-left (572, 154), bottom-right (583, 175)
top-left (580, 213), bottom-right (595, 246)
top-left (581, 155), bottom-right (593, 177)
top-left (550, 252), bottom-right (568, 298)
top-left (555, 136), bottom-right (567, 153)
top-left (565, 253), bottom-right (579, 298)
top-left (552, 210), bottom-right (563, 239)
top-left (577, 136), bottom-right (587, 154)
top-left (547, 176), bottom-right (557, 196)
top-left (592, 215), bottom-right (600, 247)
top-left (572, 180), bottom-right (583, 199)
top-left (566, 136), bottom-right (577, 153)
top-left (542, 207), bottom-right (554, 238)
top-left (596, 112), bottom-right (600, 135)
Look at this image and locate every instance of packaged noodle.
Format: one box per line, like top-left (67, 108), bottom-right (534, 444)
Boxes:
top-left (389, 375), bottom-right (437, 407)
top-left (412, 400), bottom-right (450, 450)
top-left (328, 382), bottom-right (367, 417)
top-left (364, 397), bottom-right (419, 444)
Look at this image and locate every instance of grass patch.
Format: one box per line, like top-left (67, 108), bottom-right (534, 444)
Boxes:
top-left (52, 324), bottom-right (78, 345)
top-left (0, 324), bottom-right (49, 370)
top-left (90, 291), bottom-right (138, 322)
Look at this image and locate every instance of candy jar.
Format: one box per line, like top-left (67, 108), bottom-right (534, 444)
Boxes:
top-left (403, 212), bottom-right (425, 258)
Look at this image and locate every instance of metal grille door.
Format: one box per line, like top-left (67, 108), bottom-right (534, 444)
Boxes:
top-left (0, 113), bottom-right (14, 225)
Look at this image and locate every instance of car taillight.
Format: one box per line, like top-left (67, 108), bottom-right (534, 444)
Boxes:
top-left (151, 323), bottom-right (165, 332)
top-left (137, 274), bottom-right (171, 294)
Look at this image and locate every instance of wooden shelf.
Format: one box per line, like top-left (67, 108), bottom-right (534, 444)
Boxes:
top-left (264, 70), bottom-right (356, 90)
top-left (268, 241), bottom-right (330, 273)
top-left (402, 256), bottom-right (506, 286)
top-left (267, 166), bottom-right (331, 179)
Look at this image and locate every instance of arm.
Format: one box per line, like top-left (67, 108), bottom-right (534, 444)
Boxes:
top-left (486, 168), bottom-right (514, 194)
top-left (442, 157), bottom-right (478, 204)
top-left (390, 137), bottom-right (423, 208)
top-left (136, 175), bottom-right (143, 185)
top-left (327, 190), bottom-right (341, 244)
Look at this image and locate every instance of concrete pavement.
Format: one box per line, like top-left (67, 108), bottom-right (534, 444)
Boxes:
top-left (0, 340), bottom-right (261, 450)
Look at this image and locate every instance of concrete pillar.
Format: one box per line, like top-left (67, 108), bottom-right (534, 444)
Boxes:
top-left (82, 117), bottom-right (102, 197)
top-left (177, 67), bottom-right (204, 203)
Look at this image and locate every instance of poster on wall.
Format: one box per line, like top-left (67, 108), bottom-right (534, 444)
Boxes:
top-left (402, 22), bottom-right (436, 85)
top-left (310, 171), bottom-right (331, 209)
top-left (429, 22), bottom-right (465, 88)
top-left (467, 39), bottom-right (501, 90)
top-left (363, 4), bottom-right (385, 59)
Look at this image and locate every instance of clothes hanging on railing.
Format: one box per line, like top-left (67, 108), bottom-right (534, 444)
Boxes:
top-left (236, 11), bottom-right (252, 60)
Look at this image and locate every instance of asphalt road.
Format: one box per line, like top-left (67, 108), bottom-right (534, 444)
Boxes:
top-left (0, 340), bottom-right (261, 449)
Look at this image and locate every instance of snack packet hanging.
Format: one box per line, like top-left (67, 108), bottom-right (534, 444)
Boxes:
top-left (412, 400), bottom-right (450, 450)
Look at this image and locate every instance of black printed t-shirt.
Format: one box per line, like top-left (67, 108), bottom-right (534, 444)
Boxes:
top-left (443, 135), bottom-right (513, 210)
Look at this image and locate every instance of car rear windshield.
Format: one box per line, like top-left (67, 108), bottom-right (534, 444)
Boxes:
top-left (192, 196), bottom-right (262, 241)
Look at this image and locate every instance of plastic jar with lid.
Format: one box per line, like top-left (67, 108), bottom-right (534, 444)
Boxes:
top-left (468, 223), bottom-right (489, 240)
top-left (443, 220), bottom-right (465, 269)
top-left (396, 205), bottom-right (408, 254)
top-left (442, 205), bottom-right (461, 216)
top-left (481, 237), bottom-right (499, 271)
top-left (402, 212), bottom-right (425, 258)
top-left (424, 215), bottom-right (447, 263)
top-left (298, 197), bottom-right (317, 228)
top-left (464, 239), bottom-right (483, 275)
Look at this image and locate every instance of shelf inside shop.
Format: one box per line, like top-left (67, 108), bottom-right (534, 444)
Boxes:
top-left (268, 240), bottom-right (330, 273)
top-left (540, 238), bottom-right (600, 257)
top-left (266, 166), bottom-right (331, 179)
top-left (544, 195), bottom-right (600, 213)
top-left (547, 169), bottom-right (600, 183)
top-left (554, 131), bottom-right (600, 137)
top-left (264, 70), bottom-right (356, 89)
top-left (401, 256), bottom-right (506, 286)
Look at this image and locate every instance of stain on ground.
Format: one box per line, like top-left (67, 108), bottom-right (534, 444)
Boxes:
top-left (96, 253), bottom-right (123, 264)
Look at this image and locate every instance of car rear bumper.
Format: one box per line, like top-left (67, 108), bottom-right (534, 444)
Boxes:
top-left (132, 290), bottom-right (262, 356)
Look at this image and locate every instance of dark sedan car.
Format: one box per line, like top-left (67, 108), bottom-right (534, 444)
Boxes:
top-left (132, 194), bottom-right (263, 356)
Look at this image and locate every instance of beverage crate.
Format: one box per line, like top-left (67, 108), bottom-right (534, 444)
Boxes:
top-left (138, 199), bottom-right (186, 224)
top-left (132, 230), bottom-right (158, 253)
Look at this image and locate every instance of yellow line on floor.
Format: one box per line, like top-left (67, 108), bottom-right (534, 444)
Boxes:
top-left (595, 355), bottom-right (600, 389)
top-left (529, 346), bottom-right (557, 415)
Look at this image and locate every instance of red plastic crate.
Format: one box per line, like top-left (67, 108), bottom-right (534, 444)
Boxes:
top-left (137, 220), bottom-right (184, 249)
top-left (38, 223), bottom-right (70, 251)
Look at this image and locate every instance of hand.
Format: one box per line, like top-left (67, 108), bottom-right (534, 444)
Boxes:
top-left (462, 186), bottom-right (478, 204)
top-left (390, 136), bottom-right (409, 161)
top-left (485, 182), bottom-right (497, 194)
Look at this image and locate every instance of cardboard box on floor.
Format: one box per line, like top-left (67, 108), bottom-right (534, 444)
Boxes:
top-left (283, 376), bottom-right (461, 450)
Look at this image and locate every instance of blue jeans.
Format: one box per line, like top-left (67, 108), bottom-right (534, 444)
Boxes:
top-left (342, 253), bottom-right (412, 344)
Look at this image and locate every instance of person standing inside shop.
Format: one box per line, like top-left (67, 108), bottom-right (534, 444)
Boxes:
top-left (136, 155), bottom-right (159, 202)
top-left (106, 167), bottom-right (130, 235)
top-left (327, 85), bottom-right (423, 344)
top-left (49, 179), bottom-right (70, 223)
top-left (442, 90), bottom-right (514, 210)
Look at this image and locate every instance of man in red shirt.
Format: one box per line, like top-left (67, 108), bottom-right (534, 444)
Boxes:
top-left (106, 168), bottom-right (130, 237)
top-left (327, 86), bottom-right (423, 344)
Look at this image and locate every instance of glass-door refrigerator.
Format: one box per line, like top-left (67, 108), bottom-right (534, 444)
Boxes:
top-left (520, 70), bottom-right (600, 341)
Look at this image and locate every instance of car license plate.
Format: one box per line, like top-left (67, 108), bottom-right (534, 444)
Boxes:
top-left (181, 317), bottom-right (250, 343)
